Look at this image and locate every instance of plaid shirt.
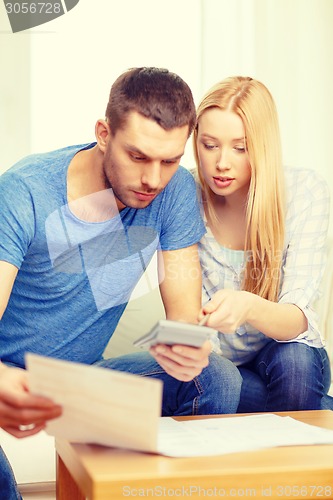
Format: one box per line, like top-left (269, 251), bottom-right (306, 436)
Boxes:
top-left (198, 168), bottom-right (330, 366)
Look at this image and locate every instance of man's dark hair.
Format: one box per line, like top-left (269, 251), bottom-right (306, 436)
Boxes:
top-left (105, 67), bottom-right (196, 137)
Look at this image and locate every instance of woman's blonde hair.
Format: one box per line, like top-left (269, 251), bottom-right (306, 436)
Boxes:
top-left (193, 76), bottom-right (285, 301)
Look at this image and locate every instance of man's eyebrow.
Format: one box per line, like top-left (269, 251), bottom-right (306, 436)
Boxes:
top-left (166, 152), bottom-right (184, 161)
top-left (125, 144), bottom-right (184, 161)
top-left (125, 145), bottom-right (147, 156)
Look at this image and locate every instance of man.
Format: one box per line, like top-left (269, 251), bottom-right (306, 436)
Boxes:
top-left (0, 67), bottom-right (241, 497)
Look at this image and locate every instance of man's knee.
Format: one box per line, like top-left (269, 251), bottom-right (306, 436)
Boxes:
top-left (200, 353), bottom-right (242, 394)
top-left (188, 354), bottom-right (241, 415)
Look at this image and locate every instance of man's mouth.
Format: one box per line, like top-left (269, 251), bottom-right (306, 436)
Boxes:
top-left (132, 190), bottom-right (157, 201)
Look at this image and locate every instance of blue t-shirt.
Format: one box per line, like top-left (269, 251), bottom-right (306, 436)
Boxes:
top-left (0, 143), bottom-right (205, 367)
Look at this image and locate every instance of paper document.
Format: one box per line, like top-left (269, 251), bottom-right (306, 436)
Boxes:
top-left (157, 414), bottom-right (333, 457)
top-left (27, 354), bottom-right (333, 457)
top-left (26, 353), bottom-right (162, 453)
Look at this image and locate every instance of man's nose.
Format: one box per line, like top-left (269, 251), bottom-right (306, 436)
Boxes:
top-left (141, 162), bottom-right (161, 189)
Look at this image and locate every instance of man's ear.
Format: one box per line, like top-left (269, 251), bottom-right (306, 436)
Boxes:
top-left (95, 119), bottom-right (111, 153)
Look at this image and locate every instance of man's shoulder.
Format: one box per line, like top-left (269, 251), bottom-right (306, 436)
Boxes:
top-left (174, 165), bottom-right (195, 180)
top-left (2, 143), bottom-right (94, 181)
top-left (164, 166), bottom-right (196, 194)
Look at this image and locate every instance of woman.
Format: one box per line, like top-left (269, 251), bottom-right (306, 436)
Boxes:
top-left (194, 76), bottom-right (332, 411)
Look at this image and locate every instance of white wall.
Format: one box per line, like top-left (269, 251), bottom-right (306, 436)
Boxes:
top-left (1, 0), bottom-right (332, 234)
top-left (0, 10), bottom-right (31, 168)
top-left (200, 0), bottom-right (333, 234)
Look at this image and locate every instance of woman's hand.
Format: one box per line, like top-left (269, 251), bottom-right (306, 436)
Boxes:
top-left (199, 289), bottom-right (253, 334)
top-left (0, 364), bottom-right (62, 438)
top-left (200, 289), bottom-right (307, 341)
top-left (149, 340), bottom-right (211, 382)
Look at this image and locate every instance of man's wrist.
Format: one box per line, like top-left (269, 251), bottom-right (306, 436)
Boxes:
top-left (0, 361), bottom-right (8, 372)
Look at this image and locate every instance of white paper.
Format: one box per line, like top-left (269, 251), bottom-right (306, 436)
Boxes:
top-left (26, 353), bottom-right (162, 453)
top-left (26, 354), bottom-right (333, 457)
top-left (157, 414), bottom-right (333, 457)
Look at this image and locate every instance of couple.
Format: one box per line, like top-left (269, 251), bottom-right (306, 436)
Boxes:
top-left (0, 67), bottom-right (332, 498)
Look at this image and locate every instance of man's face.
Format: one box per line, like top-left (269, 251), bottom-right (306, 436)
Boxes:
top-left (102, 111), bottom-right (189, 210)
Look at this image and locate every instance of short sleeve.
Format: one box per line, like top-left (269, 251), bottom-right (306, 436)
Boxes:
top-left (159, 167), bottom-right (206, 250)
top-left (0, 172), bottom-right (35, 268)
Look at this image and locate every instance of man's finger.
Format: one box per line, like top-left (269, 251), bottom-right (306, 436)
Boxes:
top-left (2, 423), bottom-right (46, 438)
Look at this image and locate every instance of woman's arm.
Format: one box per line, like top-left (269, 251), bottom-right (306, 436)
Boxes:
top-left (201, 289), bottom-right (307, 340)
top-left (201, 170), bottom-right (330, 342)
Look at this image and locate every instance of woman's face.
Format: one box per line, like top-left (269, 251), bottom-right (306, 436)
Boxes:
top-left (196, 108), bottom-right (251, 201)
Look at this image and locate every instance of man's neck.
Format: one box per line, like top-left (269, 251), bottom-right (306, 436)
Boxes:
top-left (66, 146), bottom-right (120, 222)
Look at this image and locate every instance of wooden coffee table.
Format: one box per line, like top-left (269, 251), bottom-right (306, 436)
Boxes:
top-left (56, 410), bottom-right (333, 499)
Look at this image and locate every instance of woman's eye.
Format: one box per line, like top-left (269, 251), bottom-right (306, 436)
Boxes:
top-left (234, 146), bottom-right (246, 153)
top-left (203, 143), bottom-right (217, 150)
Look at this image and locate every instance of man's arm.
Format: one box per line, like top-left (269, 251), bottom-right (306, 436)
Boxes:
top-left (0, 261), bottom-right (18, 320)
top-left (159, 245), bottom-right (202, 323)
top-left (0, 260), bottom-right (62, 437)
top-left (149, 245), bottom-right (211, 382)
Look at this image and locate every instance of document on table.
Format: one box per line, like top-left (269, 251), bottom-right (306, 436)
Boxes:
top-left (26, 354), bottom-right (333, 457)
top-left (157, 414), bottom-right (333, 457)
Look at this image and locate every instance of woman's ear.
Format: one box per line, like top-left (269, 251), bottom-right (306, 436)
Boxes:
top-left (95, 119), bottom-right (111, 153)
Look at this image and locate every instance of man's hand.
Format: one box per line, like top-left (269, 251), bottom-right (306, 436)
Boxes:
top-left (149, 340), bottom-right (211, 382)
top-left (0, 364), bottom-right (62, 438)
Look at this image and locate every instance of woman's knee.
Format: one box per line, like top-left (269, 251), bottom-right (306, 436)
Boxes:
top-left (260, 342), bottom-right (323, 382)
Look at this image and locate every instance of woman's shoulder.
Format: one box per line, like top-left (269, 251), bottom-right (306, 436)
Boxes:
top-left (285, 167), bottom-right (330, 203)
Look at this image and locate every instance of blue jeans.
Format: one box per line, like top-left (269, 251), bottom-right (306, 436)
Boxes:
top-left (237, 341), bottom-right (333, 412)
top-left (0, 352), bottom-right (241, 498)
top-left (95, 351), bottom-right (242, 415)
top-left (0, 447), bottom-right (22, 500)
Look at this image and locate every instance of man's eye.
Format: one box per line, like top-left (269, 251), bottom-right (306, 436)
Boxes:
top-left (130, 154), bottom-right (145, 161)
top-left (162, 159), bottom-right (178, 165)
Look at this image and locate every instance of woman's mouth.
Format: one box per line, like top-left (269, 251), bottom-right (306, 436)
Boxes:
top-left (213, 176), bottom-right (234, 188)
